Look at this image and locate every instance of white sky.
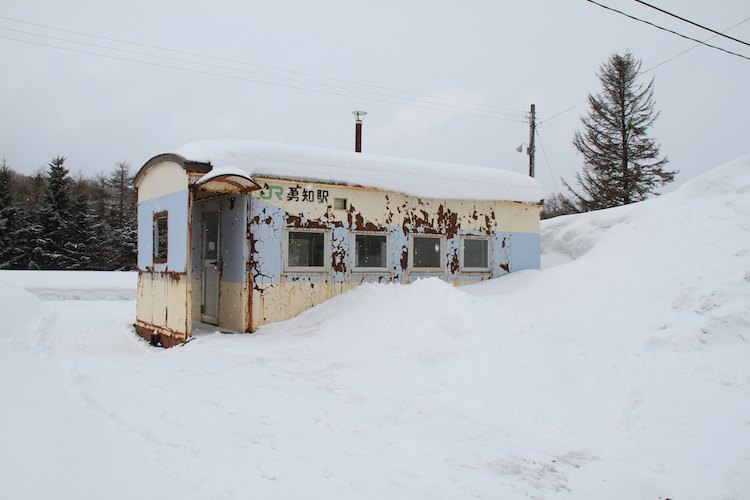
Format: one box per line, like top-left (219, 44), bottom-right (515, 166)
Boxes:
top-left (1, 0), bottom-right (748, 196)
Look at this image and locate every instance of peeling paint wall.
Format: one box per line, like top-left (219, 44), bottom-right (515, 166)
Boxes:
top-left (135, 162), bottom-right (191, 343)
top-left (247, 178), bottom-right (540, 330)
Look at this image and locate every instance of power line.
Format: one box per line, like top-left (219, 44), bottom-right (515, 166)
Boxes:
top-left (535, 128), bottom-right (560, 193)
top-left (0, 25), bottom-right (526, 119)
top-left (0, 34), bottom-right (529, 124)
top-left (539, 101), bottom-right (587, 126)
top-left (539, 15), bottom-right (750, 125)
top-left (0, 14), bottom-right (528, 115)
top-left (585, 0), bottom-right (750, 62)
top-left (632, 0), bottom-right (750, 48)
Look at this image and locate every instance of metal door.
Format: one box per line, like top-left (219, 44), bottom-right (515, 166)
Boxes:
top-left (202, 205), bottom-right (220, 324)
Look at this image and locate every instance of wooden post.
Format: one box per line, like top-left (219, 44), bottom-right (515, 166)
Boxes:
top-left (528, 104), bottom-right (536, 178)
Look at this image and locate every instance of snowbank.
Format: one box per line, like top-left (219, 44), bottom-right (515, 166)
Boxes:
top-left (0, 270), bottom-right (136, 300)
top-left (1, 156), bottom-right (748, 499)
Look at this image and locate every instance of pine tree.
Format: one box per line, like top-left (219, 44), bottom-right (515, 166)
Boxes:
top-left (37, 155), bottom-right (76, 269)
top-left (567, 51), bottom-right (676, 211)
top-left (0, 158), bottom-right (40, 269)
top-left (66, 190), bottom-right (107, 270)
top-left (101, 162), bottom-right (137, 270)
top-left (0, 157), bottom-right (18, 268)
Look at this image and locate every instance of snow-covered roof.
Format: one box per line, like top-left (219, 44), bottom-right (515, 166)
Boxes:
top-left (171, 140), bottom-right (543, 203)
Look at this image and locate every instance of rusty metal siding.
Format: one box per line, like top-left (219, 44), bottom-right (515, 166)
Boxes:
top-left (135, 161), bottom-right (192, 344)
top-left (136, 272), bottom-right (189, 339)
top-left (247, 178), bottom-right (541, 330)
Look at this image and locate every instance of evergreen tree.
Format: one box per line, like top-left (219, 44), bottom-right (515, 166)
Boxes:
top-left (102, 162), bottom-right (137, 270)
top-left (567, 51), bottom-right (676, 211)
top-left (0, 156), bottom-right (138, 270)
top-left (0, 157), bottom-right (19, 268)
top-left (65, 190), bottom-right (107, 270)
top-left (0, 158), bottom-right (41, 269)
top-left (37, 155), bottom-right (77, 269)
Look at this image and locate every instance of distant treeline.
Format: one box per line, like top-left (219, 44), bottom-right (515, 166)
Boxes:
top-left (0, 155), bottom-right (137, 270)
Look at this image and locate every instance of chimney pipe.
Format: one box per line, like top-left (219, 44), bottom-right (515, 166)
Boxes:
top-left (352, 111), bottom-right (367, 153)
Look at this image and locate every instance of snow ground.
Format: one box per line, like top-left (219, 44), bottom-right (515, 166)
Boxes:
top-left (1, 156), bottom-right (749, 499)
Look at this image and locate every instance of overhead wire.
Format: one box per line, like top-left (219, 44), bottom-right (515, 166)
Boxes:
top-left (0, 34), bottom-right (529, 123)
top-left (0, 25), bottom-right (526, 119)
top-left (585, 0), bottom-right (750, 62)
top-left (535, 128), bottom-right (561, 193)
top-left (0, 14), bottom-right (528, 116)
top-left (632, 0), bottom-right (750, 48)
top-left (539, 14), bottom-right (750, 125)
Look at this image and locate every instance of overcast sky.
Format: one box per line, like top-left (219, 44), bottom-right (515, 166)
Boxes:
top-left (1, 0), bottom-right (748, 196)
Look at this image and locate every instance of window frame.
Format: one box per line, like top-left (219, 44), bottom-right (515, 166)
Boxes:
top-left (351, 231), bottom-right (390, 273)
top-left (461, 236), bottom-right (491, 272)
top-left (153, 211), bottom-right (168, 264)
top-left (409, 233), bottom-right (445, 273)
top-left (284, 227), bottom-right (330, 273)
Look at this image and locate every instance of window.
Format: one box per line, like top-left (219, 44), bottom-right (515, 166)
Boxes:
top-left (334, 198), bottom-right (347, 210)
top-left (153, 212), bottom-right (168, 263)
top-left (462, 237), bottom-right (490, 271)
top-left (411, 235), bottom-right (443, 271)
top-left (353, 233), bottom-right (387, 271)
top-left (287, 230), bottom-right (326, 271)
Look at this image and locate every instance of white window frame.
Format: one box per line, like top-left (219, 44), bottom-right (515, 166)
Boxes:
top-left (284, 228), bottom-right (330, 273)
top-left (351, 231), bottom-right (390, 273)
top-left (461, 236), bottom-right (491, 272)
top-left (409, 234), bottom-right (445, 272)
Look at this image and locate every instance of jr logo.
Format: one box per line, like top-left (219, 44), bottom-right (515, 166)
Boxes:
top-left (260, 184), bottom-right (283, 200)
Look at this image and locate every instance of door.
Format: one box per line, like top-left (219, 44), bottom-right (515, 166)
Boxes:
top-left (202, 205), bottom-right (220, 324)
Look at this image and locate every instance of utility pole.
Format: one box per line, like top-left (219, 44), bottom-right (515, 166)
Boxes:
top-left (528, 103), bottom-right (536, 178)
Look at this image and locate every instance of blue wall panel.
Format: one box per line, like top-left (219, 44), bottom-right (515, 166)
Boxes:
top-left (137, 190), bottom-right (189, 272)
top-left (509, 232), bottom-right (541, 271)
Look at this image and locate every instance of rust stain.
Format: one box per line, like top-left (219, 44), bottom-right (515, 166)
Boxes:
top-left (404, 208), bottom-right (440, 234)
top-left (500, 263), bottom-right (509, 273)
top-left (449, 249), bottom-right (459, 274)
top-left (501, 237), bottom-right (506, 248)
top-left (286, 214), bottom-right (330, 229)
top-left (331, 248), bottom-right (347, 273)
top-left (347, 203), bottom-right (355, 227)
top-left (246, 205), bottom-right (255, 332)
top-left (134, 321), bottom-right (187, 348)
top-left (187, 191), bottom-right (194, 338)
top-left (400, 246), bottom-right (408, 270)
top-left (384, 195), bottom-right (394, 225)
top-left (248, 227), bottom-right (270, 294)
top-left (345, 204), bottom-right (379, 231)
top-left (139, 269), bottom-right (187, 281)
top-left (436, 204), bottom-right (459, 239)
top-left (484, 214), bottom-right (493, 234)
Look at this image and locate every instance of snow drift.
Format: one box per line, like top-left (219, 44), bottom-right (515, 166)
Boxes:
top-left (0, 155), bottom-right (748, 499)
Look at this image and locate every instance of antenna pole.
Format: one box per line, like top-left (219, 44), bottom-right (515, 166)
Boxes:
top-left (352, 111), bottom-right (367, 153)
